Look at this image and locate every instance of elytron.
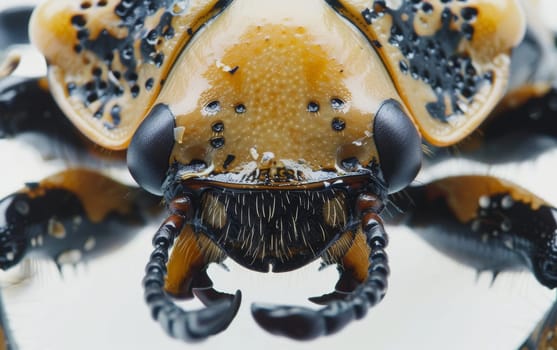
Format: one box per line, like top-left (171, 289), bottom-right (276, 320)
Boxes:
top-left (0, 0), bottom-right (556, 348)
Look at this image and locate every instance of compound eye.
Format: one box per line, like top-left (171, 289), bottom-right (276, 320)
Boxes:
top-left (373, 99), bottom-right (422, 193)
top-left (127, 104), bottom-right (176, 195)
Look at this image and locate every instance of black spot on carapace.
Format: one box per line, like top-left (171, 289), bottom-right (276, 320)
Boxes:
top-left (130, 85), bottom-right (140, 98)
top-left (71, 15), bottom-right (87, 28)
top-left (229, 66), bottom-right (239, 74)
top-left (461, 23), bottom-right (474, 40)
top-left (65, 0), bottom-right (233, 131)
top-left (307, 101), bottom-right (320, 113)
top-left (235, 104), bottom-right (246, 114)
top-left (210, 137), bottom-right (225, 149)
top-left (67, 83), bottom-right (77, 94)
top-left (212, 122), bottom-right (225, 133)
top-left (223, 154), bottom-right (236, 169)
top-left (105, 104), bottom-right (122, 129)
top-left (357, 0), bottom-right (488, 123)
top-left (421, 2), bottom-right (433, 13)
top-left (145, 78), bottom-right (154, 91)
top-left (332, 118), bottom-right (346, 131)
top-left (460, 7), bottom-right (478, 21)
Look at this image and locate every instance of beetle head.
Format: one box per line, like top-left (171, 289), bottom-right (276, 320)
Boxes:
top-left (127, 1), bottom-right (421, 195)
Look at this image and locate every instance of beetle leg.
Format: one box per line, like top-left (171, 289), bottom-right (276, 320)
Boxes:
top-left (0, 169), bottom-right (159, 271)
top-left (143, 196), bottom-right (241, 341)
top-left (388, 175), bottom-right (557, 348)
top-left (251, 198), bottom-right (389, 341)
top-left (389, 175), bottom-right (557, 289)
top-left (166, 225), bottom-right (237, 308)
top-left (308, 231), bottom-right (374, 305)
top-left (164, 225), bottom-right (228, 301)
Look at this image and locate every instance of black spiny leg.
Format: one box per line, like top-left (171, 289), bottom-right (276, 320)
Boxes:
top-left (389, 175), bottom-right (557, 288)
top-left (388, 175), bottom-right (557, 349)
top-left (143, 196), bottom-right (241, 341)
top-left (251, 194), bottom-right (389, 340)
top-left (0, 168), bottom-right (160, 348)
top-left (0, 169), bottom-right (160, 271)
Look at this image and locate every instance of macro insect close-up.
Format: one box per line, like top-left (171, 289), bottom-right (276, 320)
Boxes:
top-left (1, 0), bottom-right (557, 349)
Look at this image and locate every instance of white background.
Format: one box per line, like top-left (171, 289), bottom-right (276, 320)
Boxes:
top-left (1, 1), bottom-right (557, 350)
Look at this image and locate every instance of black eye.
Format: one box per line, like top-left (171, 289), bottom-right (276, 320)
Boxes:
top-left (127, 104), bottom-right (176, 195)
top-left (373, 99), bottom-right (422, 193)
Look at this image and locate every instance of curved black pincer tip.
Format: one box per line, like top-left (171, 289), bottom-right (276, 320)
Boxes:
top-left (251, 304), bottom-right (326, 340)
top-left (251, 301), bottom-right (358, 341)
top-left (252, 221), bottom-right (389, 340)
top-left (160, 290), bottom-right (242, 341)
top-left (147, 281), bottom-right (242, 341)
top-left (189, 290), bottom-right (242, 337)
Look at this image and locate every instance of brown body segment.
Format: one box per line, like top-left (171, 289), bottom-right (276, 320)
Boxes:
top-left (424, 175), bottom-right (548, 223)
top-left (165, 226), bottom-right (225, 297)
top-left (340, 231), bottom-right (371, 283)
top-left (26, 168), bottom-right (142, 223)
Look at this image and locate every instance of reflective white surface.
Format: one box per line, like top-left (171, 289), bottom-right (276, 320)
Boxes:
top-left (1, 1), bottom-right (557, 350)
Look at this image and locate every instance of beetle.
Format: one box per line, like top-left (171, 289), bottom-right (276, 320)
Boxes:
top-left (0, 0), bottom-right (557, 348)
